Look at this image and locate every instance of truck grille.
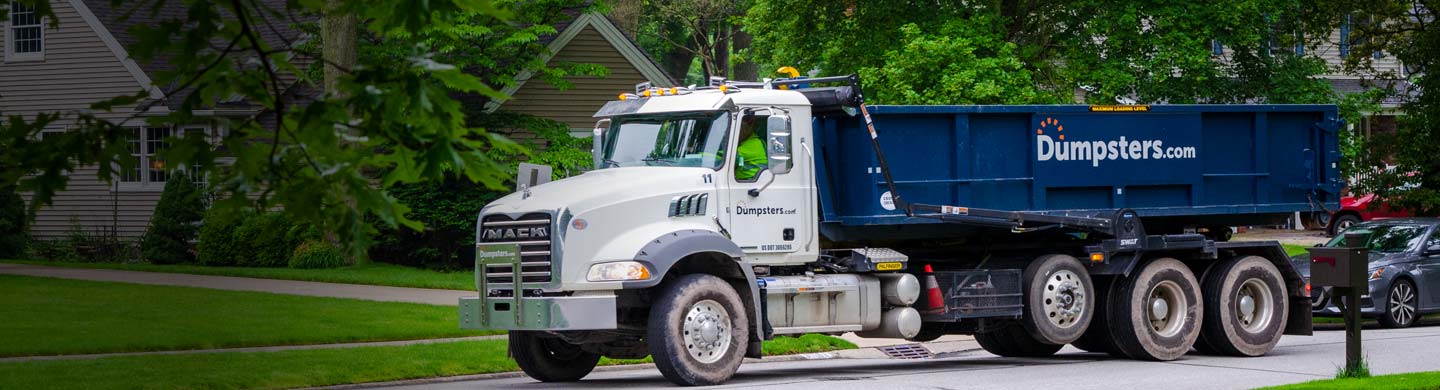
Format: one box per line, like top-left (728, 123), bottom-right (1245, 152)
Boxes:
top-left (479, 213), bottom-right (553, 285)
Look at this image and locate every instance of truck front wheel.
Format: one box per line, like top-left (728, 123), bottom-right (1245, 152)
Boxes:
top-left (510, 331), bottom-right (601, 382)
top-left (648, 274), bottom-right (749, 386)
top-left (1108, 258), bottom-right (1202, 361)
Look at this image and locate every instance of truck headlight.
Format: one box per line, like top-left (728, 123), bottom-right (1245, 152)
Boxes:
top-left (1369, 268), bottom-right (1384, 281)
top-left (587, 261), bottom-right (652, 282)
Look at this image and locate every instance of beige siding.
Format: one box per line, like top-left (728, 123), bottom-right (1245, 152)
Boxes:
top-left (499, 25), bottom-right (654, 130)
top-left (1313, 30), bottom-right (1406, 77)
top-left (1, 0), bottom-right (158, 239)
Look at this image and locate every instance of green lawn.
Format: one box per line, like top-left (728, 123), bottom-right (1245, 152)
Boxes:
top-left (0, 274), bottom-right (494, 357)
top-left (1262, 371), bottom-right (1440, 390)
top-left (1283, 244), bottom-right (1310, 257)
top-left (2, 260), bottom-right (475, 290)
top-left (0, 336), bottom-right (856, 390)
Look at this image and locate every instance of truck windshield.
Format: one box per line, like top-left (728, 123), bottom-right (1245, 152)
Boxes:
top-left (1325, 223), bottom-right (1430, 253)
top-left (601, 112), bottom-right (730, 169)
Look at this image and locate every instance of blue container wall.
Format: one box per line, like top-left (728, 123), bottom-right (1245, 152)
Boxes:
top-left (813, 105), bottom-right (1343, 228)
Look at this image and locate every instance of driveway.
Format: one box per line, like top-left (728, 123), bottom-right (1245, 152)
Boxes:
top-left (375, 326), bottom-right (1440, 390)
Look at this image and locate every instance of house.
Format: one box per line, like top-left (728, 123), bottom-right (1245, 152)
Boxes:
top-left (0, 0), bottom-right (278, 239)
top-left (483, 10), bottom-right (675, 139)
top-left (1, 1), bottom-right (672, 239)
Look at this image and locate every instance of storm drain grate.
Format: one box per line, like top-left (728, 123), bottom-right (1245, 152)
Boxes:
top-left (876, 343), bottom-right (933, 359)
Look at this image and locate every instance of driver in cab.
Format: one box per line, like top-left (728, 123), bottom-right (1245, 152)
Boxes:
top-left (735, 115), bottom-right (767, 181)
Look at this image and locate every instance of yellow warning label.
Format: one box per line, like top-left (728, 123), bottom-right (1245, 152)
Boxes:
top-left (876, 262), bottom-right (903, 271)
top-left (1089, 105), bottom-right (1150, 112)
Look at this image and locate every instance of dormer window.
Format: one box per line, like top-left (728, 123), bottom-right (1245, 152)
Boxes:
top-left (5, 1), bottom-right (44, 62)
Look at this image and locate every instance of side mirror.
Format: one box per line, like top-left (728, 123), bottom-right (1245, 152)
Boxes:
top-left (766, 114), bottom-right (792, 175)
top-left (592, 119), bottom-right (610, 169)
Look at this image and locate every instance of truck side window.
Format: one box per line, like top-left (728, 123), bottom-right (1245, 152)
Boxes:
top-left (734, 115), bottom-right (768, 181)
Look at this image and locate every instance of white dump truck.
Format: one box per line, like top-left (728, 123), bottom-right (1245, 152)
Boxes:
top-left (461, 75), bottom-right (1335, 385)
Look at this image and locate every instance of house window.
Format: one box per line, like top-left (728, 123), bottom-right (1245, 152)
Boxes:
top-left (116, 126), bottom-right (208, 191)
top-left (1339, 15), bottom-right (1351, 58)
top-left (5, 1), bottom-right (44, 62)
top-left (1211, 40), bottom-right (1223, 56)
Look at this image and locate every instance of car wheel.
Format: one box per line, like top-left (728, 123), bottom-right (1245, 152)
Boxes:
top-left (1328, 215), bottom-right (1361, 236)
top-left (1379, 278), bottom-right (1419, 329)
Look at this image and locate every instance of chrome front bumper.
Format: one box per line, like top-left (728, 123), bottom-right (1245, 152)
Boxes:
top-left (459, 293), bottom-right (617, 331)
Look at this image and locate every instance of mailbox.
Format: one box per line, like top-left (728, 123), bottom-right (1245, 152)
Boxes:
top-left (1307, 247), bottom-right (1367, 287)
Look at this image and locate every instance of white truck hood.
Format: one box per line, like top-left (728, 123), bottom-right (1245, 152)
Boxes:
top-left (480, 166), bottom-right (715, 217)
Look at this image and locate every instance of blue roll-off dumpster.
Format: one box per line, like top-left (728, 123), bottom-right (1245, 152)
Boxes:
top-left (813, 104), bottom-right (1343, 242)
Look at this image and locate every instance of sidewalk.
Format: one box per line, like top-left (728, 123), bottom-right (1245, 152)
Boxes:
top-left (0, 263), bottom-right (473, 306)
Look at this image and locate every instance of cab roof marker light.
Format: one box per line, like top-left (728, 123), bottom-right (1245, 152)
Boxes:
top-left (634, 81), bottom-right (652, 94)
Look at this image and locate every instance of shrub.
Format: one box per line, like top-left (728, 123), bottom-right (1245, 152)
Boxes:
top-left (139, 173), bottom-right (206, 264)
top-left (289, 240), bottom-right (346, 269)
top-left (369, 112), bottom-right (588, 270)
top-left (233, 213), bottom-right (298, 267)
top-left (0, 185), bottom-right (28, 259)
top-left (197, 209), bottom-right (247, 266)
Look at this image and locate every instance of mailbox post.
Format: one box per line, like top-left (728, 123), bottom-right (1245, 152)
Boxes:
top-left (1306, 232), bottom-right (1369, 374)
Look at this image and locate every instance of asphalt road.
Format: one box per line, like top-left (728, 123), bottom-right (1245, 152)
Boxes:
top-left (378, 326), bottom-right (1440, 390)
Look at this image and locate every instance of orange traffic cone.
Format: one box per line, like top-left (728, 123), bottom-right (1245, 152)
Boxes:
top-left (921, 264), bottom-right (947, 315)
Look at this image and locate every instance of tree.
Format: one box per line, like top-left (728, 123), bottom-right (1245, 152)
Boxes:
top-left (0, 0), bottom-right (578, 258)
top-left (637, 0), bottom-right (752, 83)
top-left (140, 172), bottom-right (206, 264)
top-left (745, 0), bottom-right (1337, 105)
top-left (858, 17), bottom-right (1063, 105)
top-left (1330, 0), bottom-right (1439, 214)
top-left (0, 184), bottom-right (26, 259)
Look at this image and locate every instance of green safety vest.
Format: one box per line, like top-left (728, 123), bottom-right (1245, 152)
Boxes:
top-left (735, 136), bottom-right (768, 180)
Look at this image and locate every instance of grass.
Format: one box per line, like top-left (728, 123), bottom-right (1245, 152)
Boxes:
top-left (0, 274), bottom-right (496, 357)
top-left (1283, 243), bottom-right (1311, 257)
top-left (2, 259), bottom-right (475, 290)
top-left (0, 335), bottom-right (856, 390)
top-left (1261, 371), bottom-right (1440, 390)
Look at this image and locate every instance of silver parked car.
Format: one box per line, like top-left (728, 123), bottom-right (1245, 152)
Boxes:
top-left (1291, 218), bottom-right (1440, 328)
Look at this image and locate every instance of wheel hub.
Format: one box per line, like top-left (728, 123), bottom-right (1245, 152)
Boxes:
top-left (1391, 283), bottom-right (1416, 326)
top-left (1235, 278), bottom-right (1274, 332)
top-left (1150, 296), bottom-right (1170, 320)
top-left (683, 300), bottom-right (731, 364)
top-left (1238, 295), bottom-right (1256, 321)
top-left (1147, 280), bottom-right (1186, 337)
top-left (1042, 270), bottom-right (1086, 328)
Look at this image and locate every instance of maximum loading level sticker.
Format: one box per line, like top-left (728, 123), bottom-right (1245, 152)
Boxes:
top-left (880, 191), bottom-right (895, 211)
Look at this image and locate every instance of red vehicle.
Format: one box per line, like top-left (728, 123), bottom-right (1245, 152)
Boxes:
top-left (1323, 193), bottom-right (1414, 235)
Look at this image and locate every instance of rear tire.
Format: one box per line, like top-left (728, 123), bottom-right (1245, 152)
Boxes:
top-left (1021, 254), bottom-right (1095, 345)
top-left (510, 331), bottom-right (601, 382)
top-left (1109, 258), bottom-right (1203, 361)
top-left (1070, 277), bottom-right (1117, 354)
top-left (1197, 256), bottom-right (1288, 357)
top-left (647, 274), bottom-right (749, 386)
top-left (975, 322), bottom-right (1064, 357)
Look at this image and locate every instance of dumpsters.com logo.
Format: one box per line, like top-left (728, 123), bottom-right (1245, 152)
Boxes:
top-left (1035, 117), bottom-right (1197, 167)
